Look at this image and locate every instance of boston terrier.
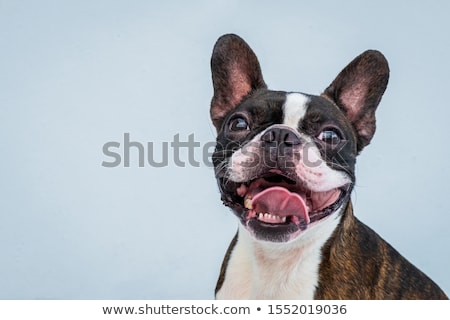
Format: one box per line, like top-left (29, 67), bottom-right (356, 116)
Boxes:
top-left (209, 34), bottom-right (448, 299)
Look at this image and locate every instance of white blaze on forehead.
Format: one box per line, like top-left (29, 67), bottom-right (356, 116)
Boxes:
top-left (283, 93), bottom-right (310, 129)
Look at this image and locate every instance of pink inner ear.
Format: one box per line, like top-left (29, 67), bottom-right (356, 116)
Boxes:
top-left (229, 63), bottom-right (252, 107)
top-left (340, 82), bottom-right (368, 122)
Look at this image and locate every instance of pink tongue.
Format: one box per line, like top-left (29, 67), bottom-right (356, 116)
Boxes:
top-left (252, 187), bottom-right (310, 223)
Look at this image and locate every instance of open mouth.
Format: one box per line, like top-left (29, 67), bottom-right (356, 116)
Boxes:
top-left (230, 171), bottom-right (349, 242)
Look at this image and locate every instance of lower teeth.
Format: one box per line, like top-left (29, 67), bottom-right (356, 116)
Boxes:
top-left (257, 213), bottom-right (287, 223)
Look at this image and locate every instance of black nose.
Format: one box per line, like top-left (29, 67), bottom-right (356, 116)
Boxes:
top-left (261, 127), bottom-right (301, 146)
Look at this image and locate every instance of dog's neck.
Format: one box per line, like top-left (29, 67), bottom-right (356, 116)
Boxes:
top-left (216, 203), bottom-right (347, 299)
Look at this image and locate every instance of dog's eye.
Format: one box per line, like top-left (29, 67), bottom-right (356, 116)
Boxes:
top-left (229, 117), bottom-right (250, 132)
top-left (318, 129), bottom-right (341, 145)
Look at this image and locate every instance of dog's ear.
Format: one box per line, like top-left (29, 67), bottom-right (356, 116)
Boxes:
top-left (322, 50), bottom-right (389, 153)
top-left (210, 34), bottom-right (267, 132)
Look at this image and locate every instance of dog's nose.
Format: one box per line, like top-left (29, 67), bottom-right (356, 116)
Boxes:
top-left (261, 127), bottom-right (301, 146)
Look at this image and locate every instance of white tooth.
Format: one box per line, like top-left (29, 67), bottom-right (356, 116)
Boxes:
top-left (258, 213), bottom-right (264, 220)
top-left (244, 198), bottom-right (253, 209)
top-left (282, 217), bottom-right (286, 223)
top-left (264, 213), bottom-right (270, 219)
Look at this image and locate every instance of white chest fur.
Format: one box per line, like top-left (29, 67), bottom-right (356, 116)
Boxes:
top-left (216, 211), bottom-right (341, 299)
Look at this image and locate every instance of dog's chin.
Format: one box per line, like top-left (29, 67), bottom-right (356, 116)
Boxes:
top-left (244, 218), bottom-right (307, 243)
top-left (222, 172), bottom-right (350, 243)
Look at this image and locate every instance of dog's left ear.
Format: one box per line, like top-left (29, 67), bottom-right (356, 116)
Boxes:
top-left (322, 50), bottom-right (389, 153)
top-left (210, 34), bottom-right (267, 132)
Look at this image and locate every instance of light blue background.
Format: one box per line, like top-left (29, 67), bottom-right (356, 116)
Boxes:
top-left (1, 0), bottom-right (449, 299)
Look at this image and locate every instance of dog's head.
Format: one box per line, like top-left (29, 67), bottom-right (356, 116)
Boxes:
top-left (210, 34), bottom-right (389, 243)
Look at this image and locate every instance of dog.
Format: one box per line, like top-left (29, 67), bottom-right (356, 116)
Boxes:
top-left (209, 34), bottom-right (448, 299)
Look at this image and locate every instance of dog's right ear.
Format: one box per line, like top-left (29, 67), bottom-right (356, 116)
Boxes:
top-left (210, 34), bottom-right (267, 132)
